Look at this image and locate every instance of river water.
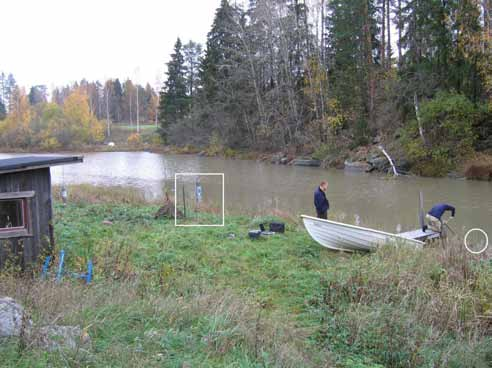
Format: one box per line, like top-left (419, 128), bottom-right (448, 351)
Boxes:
top-left (1, 151), bottom-right (491, 237)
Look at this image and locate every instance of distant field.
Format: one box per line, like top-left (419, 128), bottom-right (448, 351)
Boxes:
top-left (113, 123), bottom-right (158, 131)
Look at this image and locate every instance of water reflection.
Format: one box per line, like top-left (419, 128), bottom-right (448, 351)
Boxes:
top-left (0, 151), bottom-right (490, 235)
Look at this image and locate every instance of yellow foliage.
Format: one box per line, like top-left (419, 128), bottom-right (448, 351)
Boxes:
top-left (41, 137), bottom-right (61, 151)
top-left (127, 133), bottom-right (142, 146)
top-left (0, 87), bottom-right (33, 147)
top-left (325, 98), bottom-right (346, 133)
top-left (0, 88), bottom-right (104, 149)
top-left (63, 89), bottom-right (104, 144)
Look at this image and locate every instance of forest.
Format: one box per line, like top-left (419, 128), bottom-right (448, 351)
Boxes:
top-left (1, 0), bottom-right (492, 177)
top-left (159, 0), bottom-right (492, 176)
top-left (0, 74), bottom-right (158, 149)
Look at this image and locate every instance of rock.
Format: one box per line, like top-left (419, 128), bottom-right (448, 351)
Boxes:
top-left (0, 297), bottom-right (31, 338)
top-left (395, 159), bottom-right (411, 172)
top-left (292, 159), bottom-right (321, 167)
top-left (107, 142), bottom-right (115, 147)
top-left (372, 135), bottom-right (382, 144)
top-left (344, 160), bottom-right (371, 172)
top-left (102, 220), bottom-right (113, 226)
top-left (197, 151), bottom-right (207, 157)
top-left (280, 157), bottom-right (289, 165)
top-left (35, 325), bottom-right (90, 351)
top-left (447, 171), bottom-right (465, 179)
top-left (368, 157), bottom-right (389, 172)
top-left (270, 153), bottom-right (283, 164)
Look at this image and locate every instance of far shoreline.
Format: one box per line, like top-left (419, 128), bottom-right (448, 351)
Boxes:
top-left (0, 144), bottom-right (488, 181)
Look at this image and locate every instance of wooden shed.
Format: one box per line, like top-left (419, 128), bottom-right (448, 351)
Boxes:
top-left (0, 155), bottom-right (83, 269)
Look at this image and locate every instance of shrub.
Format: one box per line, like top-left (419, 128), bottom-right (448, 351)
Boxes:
top-left (464, 154), bottom-right (492, 180)
top-left (127, 132), bottom-right (142, 146)
top-left (403, 91), bottom-right (479, 176)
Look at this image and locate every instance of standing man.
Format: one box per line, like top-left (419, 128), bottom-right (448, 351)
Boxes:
top-left (425, 203), bottom-right (455, 232)
top-left (314, 181), bottom-right (330, 219)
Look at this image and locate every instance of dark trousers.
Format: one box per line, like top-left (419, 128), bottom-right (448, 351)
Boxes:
top-left (317, 210), bottom-right (327, 220)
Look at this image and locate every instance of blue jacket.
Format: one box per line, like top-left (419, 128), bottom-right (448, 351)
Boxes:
top-left (314, 187), bottom-right (329, 213)
top-left (428, 203), bottom-right (455, 220)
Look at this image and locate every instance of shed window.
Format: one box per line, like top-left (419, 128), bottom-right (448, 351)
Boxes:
top-left (0, 191), bottom-right (34, 238)
top-left (0, 199), bottom-right (25, 229)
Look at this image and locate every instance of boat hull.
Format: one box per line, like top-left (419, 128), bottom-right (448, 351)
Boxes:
top-left (301, 215), bottom-right (424, 252)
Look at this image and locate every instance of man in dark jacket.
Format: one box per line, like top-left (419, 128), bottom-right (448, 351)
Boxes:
top-left (314, 181), bottom-right (329, 219)
top-left (426, 203), bottom-right (455, 232)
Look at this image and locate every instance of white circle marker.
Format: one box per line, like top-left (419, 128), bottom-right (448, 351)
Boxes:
top-left (464, 228), bottom-right (489, 255)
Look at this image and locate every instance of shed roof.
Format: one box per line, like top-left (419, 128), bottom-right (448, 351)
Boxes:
top-left (0, 156), bottom-right (83, 174)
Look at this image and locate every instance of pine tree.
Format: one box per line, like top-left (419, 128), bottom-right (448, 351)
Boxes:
top-left (325, 0), bottom-right (379, 129)
top-left (200, 0), bottom-right (242, 101)
top-left (158, 38), bottom-right (188, 142)
top-left (398, 0), bottom-right (453, 95)
top-left (28, 85), bottom-right (48, 105)
top-left (111, 78), bottom-right (124, 122)
top-left (183, 41), bottom-right (203, 98)
top-left (5, 73), bottom-right (17, 113)
top-left (0, 100), bottom-right (5, 120)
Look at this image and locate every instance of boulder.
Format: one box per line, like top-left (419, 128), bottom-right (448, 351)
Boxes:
top-left (0, 297), bottom-right (31, 338)
top-left (292, 159), bottom-right (321, 167)
top-left (270, 153), bottom-right (285, 164)
top-left (197, 151), bottom-right (207, 157)
top-left (280, 157), bottom-right (290, 165)
top-left (395, 159), bottom-right (411, 172)
top-left (368, 157), bottom-right (389, 172)
top-left (344, 160), bottom-right (371, 172)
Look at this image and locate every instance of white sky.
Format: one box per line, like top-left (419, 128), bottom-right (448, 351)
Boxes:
top-left (2, 0), bottom-right (222, 91)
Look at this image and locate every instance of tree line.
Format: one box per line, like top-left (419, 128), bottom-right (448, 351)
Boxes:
top-left (0, 73), bottom-right (158, 149)
top-left (159, 0), bottom-right (492, 175)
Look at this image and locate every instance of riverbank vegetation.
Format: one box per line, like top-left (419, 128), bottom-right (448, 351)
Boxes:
top-left (1, 185), bottom-right (491, 367)
top-left (157, 0), bottom-right (492, 177)
top-left (1, 2), bottom-right (492, 177)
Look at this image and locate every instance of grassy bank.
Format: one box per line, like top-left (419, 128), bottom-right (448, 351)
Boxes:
top-left (1, 186), bottom-right (492, 367)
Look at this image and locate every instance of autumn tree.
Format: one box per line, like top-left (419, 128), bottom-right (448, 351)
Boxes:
top-left (63, 89), bottom-right (104, 145)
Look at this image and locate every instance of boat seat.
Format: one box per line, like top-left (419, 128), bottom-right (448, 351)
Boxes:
top-left (398, 229), bottom-right (440, 241)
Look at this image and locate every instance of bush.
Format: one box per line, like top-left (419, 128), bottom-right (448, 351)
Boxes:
top-left (127, 132), bottom-right (142, 146)
top-left (314, 243), bottom-right (492, 367)
top-left (403, 91), bottom-right (479, 176)
top-left (464, 154), bottom-right (492, 180)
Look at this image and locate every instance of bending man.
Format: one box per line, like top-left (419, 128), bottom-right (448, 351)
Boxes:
top-left (426, 203), bottom-right (455, 232)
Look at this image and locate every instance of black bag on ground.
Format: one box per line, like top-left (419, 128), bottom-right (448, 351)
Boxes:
top-left (249, 230), bottom-right (262, 239)
top-left (269, 222), bottom-right (285, 233)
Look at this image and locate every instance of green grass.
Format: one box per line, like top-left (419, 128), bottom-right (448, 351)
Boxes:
top-left (113, 123), bottom-right (158, 131)
top-left (1, 189), bottom-right (492, 367)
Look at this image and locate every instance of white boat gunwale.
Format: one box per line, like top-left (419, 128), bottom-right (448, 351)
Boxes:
top-left (301, 215), bottom-right (425, 248)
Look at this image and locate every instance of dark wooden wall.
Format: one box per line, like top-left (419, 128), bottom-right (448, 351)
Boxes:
top-left (0, 168), bottom-right (53, 269)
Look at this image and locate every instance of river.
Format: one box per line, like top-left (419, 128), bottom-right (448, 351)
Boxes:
top-left (1, 151), bottom-right (491, 237)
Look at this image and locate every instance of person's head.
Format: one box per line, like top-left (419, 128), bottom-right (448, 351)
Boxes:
top-left (320, 181), bottom-right (328, 192)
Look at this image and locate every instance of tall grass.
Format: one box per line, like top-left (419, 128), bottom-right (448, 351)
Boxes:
top-left (313, 240), bottom-right (492, 367)
top-left (1, 187), bottom-right (491, 367)
top-left (0, 277), bottom-right (317, 367)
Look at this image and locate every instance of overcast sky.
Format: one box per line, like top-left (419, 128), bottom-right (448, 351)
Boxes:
top-left (2, 0), bottom-right (223, 90)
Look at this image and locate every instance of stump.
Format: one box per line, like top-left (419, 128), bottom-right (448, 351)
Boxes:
top-left (154, 193), bottom-right (183, 219)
